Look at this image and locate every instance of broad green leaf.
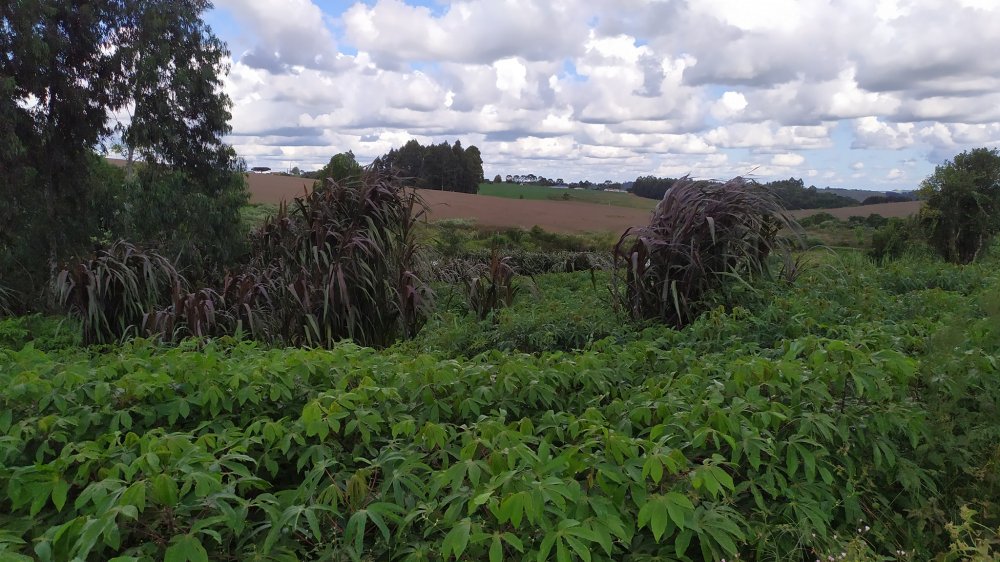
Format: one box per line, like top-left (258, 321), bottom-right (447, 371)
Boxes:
top-left (441, 518), bottom-right (471, 560)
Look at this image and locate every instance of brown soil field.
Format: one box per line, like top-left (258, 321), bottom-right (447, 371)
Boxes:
top-left (246, 173), bottom-right (652, 233)
top-left (246, 173), bottom-right (921, 233)
top-left (111, 160), bottom-right (923, 230)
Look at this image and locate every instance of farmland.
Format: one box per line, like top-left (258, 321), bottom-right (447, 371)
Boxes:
top-left (479, 183), bottom-right (657, 210)
top-left (2, 243), bottom-right (999, 561)
top-left (6, 4), bottom-right (1000, 560)
top-left (243, 173), bottom-right (920, 234)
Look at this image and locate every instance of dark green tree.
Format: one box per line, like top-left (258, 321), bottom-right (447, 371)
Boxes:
top-left (1, 0), bottom-right (247, 304)
top-left (462, 145), bottom-right (484, 193)
top-left (374, 139), bottom-right (483, 194)
top-left (919, 147), bottom-right (1000, 264)
top-left (317, 151), bottom-right (363, 185)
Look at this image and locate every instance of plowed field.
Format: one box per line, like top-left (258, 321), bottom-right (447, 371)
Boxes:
top-left (246, 173), bottom-right (921, 234)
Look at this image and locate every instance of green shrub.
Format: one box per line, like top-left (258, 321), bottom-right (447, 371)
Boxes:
top-left (869, 217), bottom-right (919, 262)
top-left (0, 314), bottom-right (79, 351)
top-left (799, 212), bottom-right (838, 228)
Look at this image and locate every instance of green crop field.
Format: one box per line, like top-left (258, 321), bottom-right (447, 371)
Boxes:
top-left (2, 244), bottom-right (999, 561)
top-left (479, 183), bottom-right (657, 210)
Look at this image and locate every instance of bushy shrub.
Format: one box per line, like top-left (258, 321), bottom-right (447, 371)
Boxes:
top-left (869, 217), bottom-right (919, 262)
top-left (919, 147), bottom-right (1000, 264)
top-left (244, 168), bottom-right (433, 348)
top-left (798, 211), bottom-right (838, 228)
top-left (612, 176), bottom-right (796, 327)
top-left (53, 241), bottom-right (181, 344)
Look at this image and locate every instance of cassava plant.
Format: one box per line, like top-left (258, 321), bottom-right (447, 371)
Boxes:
top-left (53, 241), bottom-right (182, 344)
top-left (612, 176), bottom-right (797, 327)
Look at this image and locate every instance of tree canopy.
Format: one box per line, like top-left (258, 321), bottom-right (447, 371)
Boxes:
top-left (1, 0), bottom-right (247, 307)
top-left (919, 147), bottom-right (1000, 263)
top-left (374, 139), bottom-right (484, 194)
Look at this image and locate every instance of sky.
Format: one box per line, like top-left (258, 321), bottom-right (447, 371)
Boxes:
top-left (204, 0), bottom-right (1000, 190)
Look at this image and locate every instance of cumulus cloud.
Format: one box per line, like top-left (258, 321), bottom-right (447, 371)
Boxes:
top-left (208, 0), bottom-right (1000, 186)
top-left (342, 0), bottom-right (589, 66)
top-left (771, 153), bottom-right (806, 167)
top-left (216, 0), bottom-right (344, 72)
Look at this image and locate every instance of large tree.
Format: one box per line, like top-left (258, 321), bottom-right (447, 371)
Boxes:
top-left (919, 147), bottom-right (1000, 264)
top-left (1, 0), bottom-right (246, 304)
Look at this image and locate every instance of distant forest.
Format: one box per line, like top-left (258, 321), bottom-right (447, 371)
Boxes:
top-left (630, 176), bottom-right (916, 210)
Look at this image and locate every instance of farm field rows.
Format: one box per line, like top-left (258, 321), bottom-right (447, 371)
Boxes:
top-left (2, 250), bottom-right (999, 560)
top-left (244, 173), bottom-right (921, 234)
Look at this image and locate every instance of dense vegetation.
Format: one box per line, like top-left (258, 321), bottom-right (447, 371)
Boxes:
top-left (0, 0), bottom-right (248, 310)
top-left (2, 243), bottom-right (999, 561)
top-left (373, 139), bottom-right (484, 194)
top-left (918, 147), bottom-right (1000, 264)
top-left (4, 4), bottom-right (1000, 561)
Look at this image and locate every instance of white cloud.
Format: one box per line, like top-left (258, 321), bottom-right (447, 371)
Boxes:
top-left (208, 0), bottom-right (1000, 186)
top-left (771, 153), bottom-right (806, 167)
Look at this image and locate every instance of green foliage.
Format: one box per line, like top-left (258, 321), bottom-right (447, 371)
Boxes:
top-left (110, 165), bottom-right (249, 281)
top-left (869, 217), bottom-right (921, 262)
top-left (613, 177), bottom-right (797, 327)
top-left (460, 250), bottom-right (521, 320)
top-left (762, 177), bottom-right (858, 210)
top-left (0, 315), bottom-right (79, 351)
top-left (919, 147), bottom-right (1000, 263)
top-left (375, 139), bottom-right (484, 193)
top-left (414, 271), bottom-right (622, 356)
top-left (797, 212), bottom-right (837, 228)
top-left (315, 151), bottom-right (363, 186)
top-left (2, 250), bottom-right (1000, 560)
top-left (53, 241), bottom-right (182, 345)
top-left (1, 0), bottom-right (247, 306)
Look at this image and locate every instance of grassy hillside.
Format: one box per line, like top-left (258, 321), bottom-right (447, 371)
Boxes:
top-left (479, 183), bottom-right (656, 210)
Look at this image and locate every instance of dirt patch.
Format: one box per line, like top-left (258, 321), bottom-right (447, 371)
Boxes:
top-left (247, 173), bottom-right (315, 205)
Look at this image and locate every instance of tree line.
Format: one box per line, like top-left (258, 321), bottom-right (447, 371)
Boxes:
top-left (372, 139), bottom-right (484, 193)
top-left (630, 176), bottom-right (859, 210)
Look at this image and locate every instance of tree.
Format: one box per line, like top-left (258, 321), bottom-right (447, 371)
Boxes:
top-left (318, 151), bottom-right (363, 185)
top-left (493, 174), bottom-right (503, 183)
top-left (1, 0), bottom-right (247, 302)
top-left (919, 147), bottom-right (1000, 264)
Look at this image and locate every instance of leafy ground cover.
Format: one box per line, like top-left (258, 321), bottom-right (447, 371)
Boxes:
top-left (1, 248), bottom-right (999, 561)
